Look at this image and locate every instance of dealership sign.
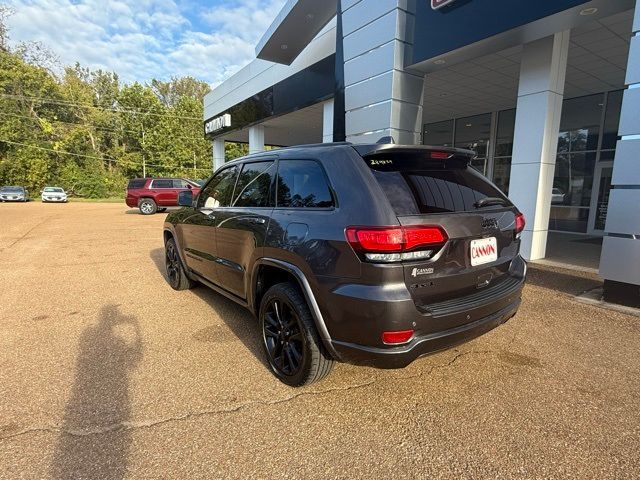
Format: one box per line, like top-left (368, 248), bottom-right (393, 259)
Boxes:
top-left (431, 0), bottom-right (456, 9)
top-left (204, 113), bottom-right (232, 134)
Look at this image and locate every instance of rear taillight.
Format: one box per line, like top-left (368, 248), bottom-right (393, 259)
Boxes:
top-left (346, 226), bottom-right (447, 263)
top-left (382, 330), bottom-right (414, 345)
top-left (515, 212), bottom-right (525, 236)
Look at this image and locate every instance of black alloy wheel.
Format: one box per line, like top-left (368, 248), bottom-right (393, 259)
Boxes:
top-left (165, 238), bottom-right (194, 290)
top-left (263, 297), bottom-right (305, 376)
top-left (259, 283), bottom-right (334, 386)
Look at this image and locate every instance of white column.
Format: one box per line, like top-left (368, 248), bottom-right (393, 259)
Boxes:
top-left (508, 31), bottom-right (570, 261)
top-left (212, 139), bottom-right (225, 171)
top-left (599, 1), bottom-right (640, 306)
top-left (323, 99), bottom-right (334, 143)
top-left (249, 125), bottom-right (265, 154)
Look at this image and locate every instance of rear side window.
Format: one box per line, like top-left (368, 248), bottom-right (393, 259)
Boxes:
top-left (276, 160), bottom-right (334, 208)
top-left (127, 179), bottom-right (146, 189)
top-left (366, 155), bottom-right (509, 215)
top-left (198, 166), bottom-right (239, 209)
top-left (232, 161), bottom-right (276, 208)
top-left (151, 179), bottom-right (173, 189)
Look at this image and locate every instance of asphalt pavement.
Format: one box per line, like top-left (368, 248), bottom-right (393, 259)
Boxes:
top-left (0, 202), bottom-right (638, 479)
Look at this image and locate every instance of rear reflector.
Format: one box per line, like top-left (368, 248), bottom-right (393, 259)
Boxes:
top-left (515, 212), bottom-right (526, 235)
top-left (382, 330), bottom-right (414, 345)
top-left (346, 226), bottom-right (447, 253)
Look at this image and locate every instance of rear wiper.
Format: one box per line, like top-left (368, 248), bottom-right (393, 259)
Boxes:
top-left (475, 197), bottom-right (508, 208)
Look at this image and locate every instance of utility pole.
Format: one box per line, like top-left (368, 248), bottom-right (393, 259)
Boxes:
top-left (142, 125), bottom-right (146, 178)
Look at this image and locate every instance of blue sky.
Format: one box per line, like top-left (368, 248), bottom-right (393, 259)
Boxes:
top-left (5, 0), bottom-right (286, 85)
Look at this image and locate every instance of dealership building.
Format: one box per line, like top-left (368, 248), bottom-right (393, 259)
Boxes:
top-left (203, 0), bottom-right (640, 306)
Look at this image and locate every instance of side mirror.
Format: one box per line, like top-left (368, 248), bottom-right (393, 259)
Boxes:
top-left (178, 190), bottom-right (194, 207)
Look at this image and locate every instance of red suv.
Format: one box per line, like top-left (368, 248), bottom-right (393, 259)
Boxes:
top-left (126, 178), bottom-right (202, 215)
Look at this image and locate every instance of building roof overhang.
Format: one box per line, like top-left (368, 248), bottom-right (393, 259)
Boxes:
top-left (256, 0), bottom-right (337, 65)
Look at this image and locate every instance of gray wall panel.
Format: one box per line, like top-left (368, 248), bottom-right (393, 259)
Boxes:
top-left (342, 0), bottom-right (361, 12)
top-left (346, 101), bottom-right (392, 135)
top-left (344, 41), bottom-right (395, 86)
top-left (345, 71), bottom-right (394, 111)
top-left (599, 236), bottom-right (640, 284)
top-left (604, 189), bottom-right (640, 235)
top-left (625, 35), bottom-right (640, 86)
top-left (612, 139), bottom-right (640, 185)
top-left (343, 0), bottom-right (398, 36)
top-left (343, 10), bottom-right (398, 61)
top-left (618, 87), bottom-right (640, 137)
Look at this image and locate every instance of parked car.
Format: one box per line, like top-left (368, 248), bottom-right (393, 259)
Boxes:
top-left (41, 187), bottom-right (68, 203)
top-left (125, 178), bottom-right (201, 215)
top-left (0, 186), bottom-right (29, 202)
top-left (163, 143), bottom-right (527, 386)
top-left (551, 187), bottom-right (565, 205)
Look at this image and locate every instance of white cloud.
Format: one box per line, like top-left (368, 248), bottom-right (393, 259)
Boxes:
top-left (5, 0), bottom-right (286, 86)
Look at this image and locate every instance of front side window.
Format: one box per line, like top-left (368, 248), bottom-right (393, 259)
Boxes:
top-left (151, 179), bottom-right (173, 189)
top-left (232, 161), bottom-right (276, 208)
top-left (276, 160), bottom-right (334, 208)
top-left (198, 166), bottom-right (239, 209)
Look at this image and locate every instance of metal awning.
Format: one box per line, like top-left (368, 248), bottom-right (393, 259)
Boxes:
top-left (256, 0), bottom-right (337, 65)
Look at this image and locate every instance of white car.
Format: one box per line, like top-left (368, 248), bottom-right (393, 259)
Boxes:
top-left (41, 187), bottom-right (68, 203)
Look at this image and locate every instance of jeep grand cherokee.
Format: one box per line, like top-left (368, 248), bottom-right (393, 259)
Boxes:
top-left (163, 143), bottom-right (526, 386)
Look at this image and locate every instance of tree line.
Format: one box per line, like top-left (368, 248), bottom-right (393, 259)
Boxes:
top-left (0, 7), bottom-right (247, 198)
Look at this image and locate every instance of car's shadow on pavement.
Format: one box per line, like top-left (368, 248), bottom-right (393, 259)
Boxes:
top-left (149, 248), bottom-right (268, 370)
top-left (50, 304), bottom-right (142, 480)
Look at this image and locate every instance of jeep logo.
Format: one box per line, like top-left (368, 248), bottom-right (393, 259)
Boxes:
top-left (481, 218), bottom-right (499, 230)
top-left (431, 0), bottom-right (456, 10)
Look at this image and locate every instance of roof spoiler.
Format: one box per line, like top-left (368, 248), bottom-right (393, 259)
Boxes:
top-left (352, 144), bottom-right (476, 164)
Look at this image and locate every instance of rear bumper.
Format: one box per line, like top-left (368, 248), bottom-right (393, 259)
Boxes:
top-left (331, 298), bottom-right (520, 368)
top-left (324, 255), bottom-right (526, 368)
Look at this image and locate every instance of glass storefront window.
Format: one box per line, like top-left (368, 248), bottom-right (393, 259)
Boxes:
top-left (493, 157), bottom-right (512, 195)
top-left (454, 113), bottom-right (491, 158)
top-left (557, 94), bottom-right (603, 153)
top-left (495, 109), bottom-right (516, 157)
top-left (553, 153), bottom-right (596, 207)
top-left (424, 120), bottom-right (454, 147)
top-left (455, 113), bottom-right (491, 174)
top-left (602, 90), bottom-right (623, 151)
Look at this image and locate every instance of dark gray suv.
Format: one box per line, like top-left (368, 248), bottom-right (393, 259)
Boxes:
top-left (163, 143), bottom-right (526, 386)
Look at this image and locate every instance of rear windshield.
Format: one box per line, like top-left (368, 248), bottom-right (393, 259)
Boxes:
top-left (127, 179), bottom-right (146, 189)
top-left (364, 154), bottom-right (510, 215)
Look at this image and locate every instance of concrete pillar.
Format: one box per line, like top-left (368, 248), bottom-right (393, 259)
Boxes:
top-left (599, 1), bottom-right (640, 307)
top-left (341, 0), bottom-right (424, 144)
top-left (323, 99), bottom-right (335, 143)
top-left (249, 125), bottom-right (265, 154)
top-left (508, 31), bottom-right (570, 261)
top-left (213, 139), bottom-right (225, 171)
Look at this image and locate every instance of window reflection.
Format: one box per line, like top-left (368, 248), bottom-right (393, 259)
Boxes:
top-left (455, 113), bottom-right (491, 175)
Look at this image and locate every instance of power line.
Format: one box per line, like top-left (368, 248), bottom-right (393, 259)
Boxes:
top-left (0, 112), bottom-right (207, 142)
top-left (0, 93), bottom-right (204, 120)
top-left (0, 139), bottom-right (213, 172)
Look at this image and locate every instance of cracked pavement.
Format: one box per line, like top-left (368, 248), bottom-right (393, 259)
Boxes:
top-left (0, 202), bottom-right (639, 479)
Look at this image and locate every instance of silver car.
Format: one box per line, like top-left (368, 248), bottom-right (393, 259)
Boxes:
top-left (0, 186), bottom-right (29, 202)
top-left (41, 187), bottom-right (68, 203)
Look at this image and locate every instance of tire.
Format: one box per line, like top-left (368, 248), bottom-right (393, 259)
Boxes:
top-left (139, 198), bottom-right (157, 215)
top-left (164, 237), bottom-right (195, 290)
top-left (259, 282), bottom-right (334, 387)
